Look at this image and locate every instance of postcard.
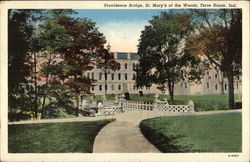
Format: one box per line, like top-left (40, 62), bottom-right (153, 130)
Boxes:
top-left (0, 1), bottom-right (249, 162)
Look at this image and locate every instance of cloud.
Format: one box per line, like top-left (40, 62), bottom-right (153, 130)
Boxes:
top-left (99, 20), bottom-right (149, 53)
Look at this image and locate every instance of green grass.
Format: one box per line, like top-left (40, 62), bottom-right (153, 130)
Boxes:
top-left (8, 119), bottom-right (114, 153)
top-left (140, 112), bottom-right (242, 152)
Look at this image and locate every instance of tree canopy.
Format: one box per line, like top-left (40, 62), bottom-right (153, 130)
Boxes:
top-left (8, 9), bottom-right (120, 120)
top-left (186, 9), bottom-right (242, 109)
top-left (137, 12), bottom-right (206, 104)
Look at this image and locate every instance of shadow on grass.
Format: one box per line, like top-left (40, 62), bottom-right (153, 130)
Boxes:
top-left (140, 121), bottom-right (193, 153)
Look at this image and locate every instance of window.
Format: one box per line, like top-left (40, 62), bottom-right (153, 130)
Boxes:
top-left (207, 82), bottom-right (209, 89)
top-left (185, 83), bottom-right (187, 88)
top-left (132, 73), bottom-right (136, 80)
top-left (91, 72), bottom-right (94, 79)
top-left (215, 84), bottom-right (217, 90)
top-left (124, 63), bottom-right (128, 69)
top-left (111, 85), bottom-right (114, 91)
top-left (92, 86), bottom-right (95, 91)
top-left (87, 72), bottom-right (90, 78)
top-left (215, 74), bottom-right (218, 79)
top-left (111, 73), bottom-right (114, 80)
top-left (105, 84), bottom-right (107, 91)
top-left (117, 53), bottom-right (128, 59)
top-left (124, 73), bottom-right (128, 80)
top-left (133, 63), bottom-right (136, 70)
top-left (118, 85), bottom-right (121, 90)
top-left (118, 73), bottom-right (121, 80)
top-left (99, 85), bottom-right (102, 91)
top-left (105, 73), bottom-right (107, 80)
top-left (99, 72), bottom-right (102, 80)
top-left (224, 84), bottom-right (227, 91)
top-left (131, 53), bottom-right (140, 60)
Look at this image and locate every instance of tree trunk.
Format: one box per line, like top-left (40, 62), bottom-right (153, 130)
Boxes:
top-left (40, 77), bottom-right (48, 119)
top-left (104, 70), bottom-right (107, 97)
top-left (76, 94), bottom-right (80, 117)
top-left (227, 71), bottom-right (235, 109)
top-left (168, 80), bottom-right (174, 105)
top-left (220, 78), bottom-right (225, 95)
top-left (33, 53), bottom-right (38, 119)
top-left (216, 69), bottom-right (225, 95)
top-left (41, 53), bottom-right (52, 119)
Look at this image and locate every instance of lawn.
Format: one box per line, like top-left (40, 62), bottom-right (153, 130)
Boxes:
top-left (140, 112), bottom-right (242, 152)
top-left (8, 119), bottom-right (114, 153)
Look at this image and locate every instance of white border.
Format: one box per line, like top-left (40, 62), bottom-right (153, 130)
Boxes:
top-left (1, 1), bottom-right (249, 162)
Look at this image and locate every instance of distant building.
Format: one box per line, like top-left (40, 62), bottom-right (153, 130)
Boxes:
top-left (85, 52), bottom-right (242, 96)
top-left (36, 51), bottom-right (241, 96)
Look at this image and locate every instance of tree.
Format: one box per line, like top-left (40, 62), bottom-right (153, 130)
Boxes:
top-left (38, 10), bottom-right (74, 118)
top-left (186, 9), bottom-right (242, 109)
top-left (137, 12), bottom-right (206, 104)
top-left (8, 9), bottom-right (44, 121)
top-left (40, 11), bottom-right (108, 116)
top-left (95, 44), bottom-right (120, 97)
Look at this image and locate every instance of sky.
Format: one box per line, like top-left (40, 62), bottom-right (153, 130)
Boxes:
top-left (73, 10), bottom-right (168, 52)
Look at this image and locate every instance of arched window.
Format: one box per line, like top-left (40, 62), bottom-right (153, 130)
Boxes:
top-left (124, 73), bottom-right (128, 80)
top-left (132, 73), bottom-right (136, 80)
top-left (99, 85), bottom-right (102, 91)
top-left (118, 84), bottom-right (121, 90)
top-left (124, 63), bottom-right (128, 69)
top-left (118, 73), bottom-right (121, 80)
top-left (105, 73), bottom-right (107, 80)
top-left (111, 73), bottom-right (114, 80)
top-left (207, 82), bottom-right (209, 89)
top-left (99, 72), bottom-right (102, 80)
top-left (215, 84), bottom-right (217, 90)
top-left (133, 63), bottom-right (136, 70)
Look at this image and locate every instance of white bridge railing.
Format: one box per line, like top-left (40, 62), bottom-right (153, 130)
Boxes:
top-left (80, 99), bottom-right (195, 117)
top-left (123, 100), bottom-right (195, 113)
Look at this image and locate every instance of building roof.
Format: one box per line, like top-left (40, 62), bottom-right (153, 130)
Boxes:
top-left (116, 52), bottom-right (140, 60)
